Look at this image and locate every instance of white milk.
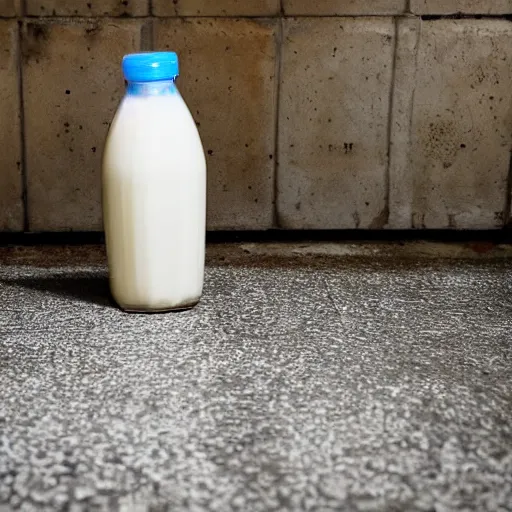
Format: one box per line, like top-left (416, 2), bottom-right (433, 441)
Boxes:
top-left (102, 81), bottom-right (206, 312)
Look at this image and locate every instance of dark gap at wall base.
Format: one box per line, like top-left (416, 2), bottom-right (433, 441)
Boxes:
top-left (1, 230), bottom-right (512, 247)
top-left (207, 230), bottom-right (512, 244)
top-left (420, 14), bottom-right (512, 21)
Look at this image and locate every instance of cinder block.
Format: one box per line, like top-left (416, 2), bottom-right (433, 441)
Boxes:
top-left (283, 0), bottom-right (406, 15)
top-left (0, 21), bottom-right (23, 231)
top-left (0, 0), bottom-right (22, 16)
top-left (411, 0), bottom-right (512, 15)
top-left (153, 0), bottom-right (279, 16)
top-left (389, 19), bottom-right (512, 229)
top-left (155, 18), bottom-right (278, 230)
top-left (388, 17), bottom-right (421, 229)
top-left (22, 20), bottom-right (144, 231)
top-left (278, 18), bottom-right (394, 229)
top-left (26, 0), bottom-right (149, 16)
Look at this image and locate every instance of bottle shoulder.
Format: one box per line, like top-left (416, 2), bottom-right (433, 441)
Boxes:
top-left (113, 94), bottom-right (197, 126)
top-left (103, 94), bottom-right (205, 168)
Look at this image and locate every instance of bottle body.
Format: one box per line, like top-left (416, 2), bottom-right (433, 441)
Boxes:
top-left (102, 80), bottom-right (206, 312)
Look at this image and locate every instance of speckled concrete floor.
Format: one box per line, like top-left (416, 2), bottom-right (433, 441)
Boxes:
top-left (0, 244), bottom-right (511, 512)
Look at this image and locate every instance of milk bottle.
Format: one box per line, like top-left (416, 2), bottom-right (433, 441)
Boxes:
top-left (102, 52), bottom-right (206, 312)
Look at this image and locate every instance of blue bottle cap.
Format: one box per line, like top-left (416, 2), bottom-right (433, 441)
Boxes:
top-left (122, 52), bottom-right (179, 82)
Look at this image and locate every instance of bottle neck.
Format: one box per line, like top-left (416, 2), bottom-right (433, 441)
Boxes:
top-left (126, 79), bottom-right (178, 96)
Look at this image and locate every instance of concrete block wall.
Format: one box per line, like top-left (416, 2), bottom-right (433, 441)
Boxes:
top-left (0, 1), bottom-right (511, 231)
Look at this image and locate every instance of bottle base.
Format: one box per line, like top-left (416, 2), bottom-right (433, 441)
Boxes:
top-left (119, 298), bottom-right (200, 314)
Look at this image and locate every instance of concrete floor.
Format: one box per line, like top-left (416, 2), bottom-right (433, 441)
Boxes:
top-left (0, 243), bottom-right (511, 512)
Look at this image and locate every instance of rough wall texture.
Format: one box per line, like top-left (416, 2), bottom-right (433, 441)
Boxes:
top-left (0, 1), bottom-right (511, 231)
top-left (278, 17), bottom-right (394, 229)
top-left (0, 20), bottom-right (23, 231)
